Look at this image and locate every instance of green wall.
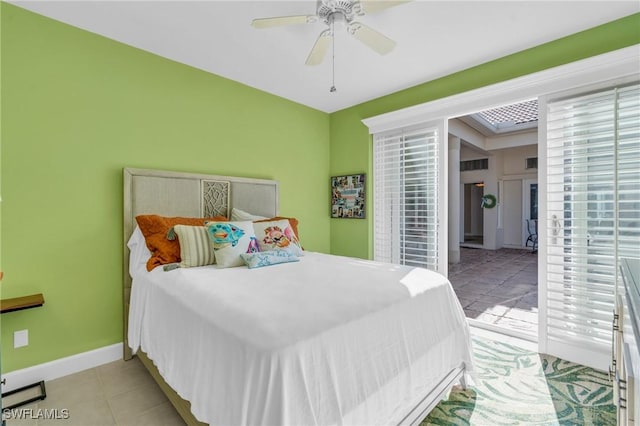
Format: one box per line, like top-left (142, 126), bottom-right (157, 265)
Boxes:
top-left (329, 13), bottom-right (640, 259)
top-left (0, 4), bottom-right (330, 372)
top-left (1, 3), bottom-right (639, 374)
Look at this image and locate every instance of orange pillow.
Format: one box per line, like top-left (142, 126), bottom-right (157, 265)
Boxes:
top-left (136, 215), bottom-right (227, 271)
top-left (254, 216), bottom-right (301, 242)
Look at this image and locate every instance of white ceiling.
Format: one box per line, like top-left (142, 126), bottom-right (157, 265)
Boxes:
top-left (9, 1), bottom-right (640, 113)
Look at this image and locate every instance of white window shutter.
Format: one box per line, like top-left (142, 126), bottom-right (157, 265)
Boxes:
top-left (545, 83), bottom-right (640, 368)
top-left (373, 125), bottom-right (440, 272)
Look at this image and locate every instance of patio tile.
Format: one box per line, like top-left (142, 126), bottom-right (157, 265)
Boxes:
top-left (457, 298), bottom-right (475, 308)
top-left (519, 293), bottom-right (538, 305)
top-left (466, 301), bottom-right (512, 317)
top-left (464, 309), bottom-right (501, 324)
top-left (450, 248), bottom-right (538, 335)
top-left (459, 281), bottom-right (502, 294)
top-left (515, 299), bottom-right (538, 311)
top-left (487, 283), bottom-right (536, 298)
top-left (455, 290), bottom-right (504, 302)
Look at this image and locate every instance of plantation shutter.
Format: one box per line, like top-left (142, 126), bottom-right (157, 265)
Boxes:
top-left (545, 83), bottom-right (640, 367)
top-left (373, 124), bottom-right (442, 272)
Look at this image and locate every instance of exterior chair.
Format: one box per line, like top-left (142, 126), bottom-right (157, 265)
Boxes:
top-left (525, 219), bottom-right (538, 253)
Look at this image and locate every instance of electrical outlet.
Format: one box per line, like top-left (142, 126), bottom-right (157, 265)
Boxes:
top-left (14, 330), bottom-right (28, 348)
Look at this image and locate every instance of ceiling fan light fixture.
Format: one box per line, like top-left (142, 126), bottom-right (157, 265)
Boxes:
top-left (328, 11), bottom-right (348, 30)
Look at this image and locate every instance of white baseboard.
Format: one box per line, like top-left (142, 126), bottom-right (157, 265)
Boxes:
top-left (2, 342), bottom-right (123, 393)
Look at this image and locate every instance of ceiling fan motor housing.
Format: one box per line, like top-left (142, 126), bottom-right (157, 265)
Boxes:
top-left (317, 0), bottom-right (363, 25)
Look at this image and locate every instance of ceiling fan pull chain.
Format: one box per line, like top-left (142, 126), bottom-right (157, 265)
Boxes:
top-left (330, 17), bottom-right (337, 93)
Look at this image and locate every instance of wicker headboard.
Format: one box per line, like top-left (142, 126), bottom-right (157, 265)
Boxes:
top-left (122, 168), bottom-right (279, 359)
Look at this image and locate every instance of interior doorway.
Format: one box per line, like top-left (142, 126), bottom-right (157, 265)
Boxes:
top-left (463, 182), bottom-right (484, 246)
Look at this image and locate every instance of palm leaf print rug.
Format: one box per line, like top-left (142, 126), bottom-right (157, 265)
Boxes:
top-left (422, 338), bottom-right (615, 425)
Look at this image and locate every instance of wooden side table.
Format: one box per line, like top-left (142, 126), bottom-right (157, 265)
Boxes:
top-left (0, 292), bottom-right (47, 410)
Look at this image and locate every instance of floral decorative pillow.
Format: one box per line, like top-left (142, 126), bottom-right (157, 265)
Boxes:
top-left (205, 221), bottom-right (259, 268)
top-left (252, 219), bottom-right (304, 256)
top-left (240, 250), bottom-right (299, 269)
top-left (254, 216), bottom-right (301, 242)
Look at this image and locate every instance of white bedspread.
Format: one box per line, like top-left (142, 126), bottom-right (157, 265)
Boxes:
top-left (128, 252), bottom-right (474, 425)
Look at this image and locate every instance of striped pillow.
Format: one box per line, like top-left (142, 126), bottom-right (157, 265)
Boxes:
top-left (173, 225), bottom-right (215, 268)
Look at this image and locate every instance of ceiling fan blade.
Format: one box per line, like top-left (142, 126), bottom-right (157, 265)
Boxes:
top-left (359, 0), bottom-right (412, 14)
top-left (251, 15), bottom-right (317, 29)
top-left (348, 22), bottom-right (396, 55)
top-left (305, 30), bottom-right (332, 66)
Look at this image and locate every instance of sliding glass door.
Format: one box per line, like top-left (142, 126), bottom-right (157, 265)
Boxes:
top-left (373, 120), bottom-right (448, 274)
top-left (541, 83), bottom-right (640, 369)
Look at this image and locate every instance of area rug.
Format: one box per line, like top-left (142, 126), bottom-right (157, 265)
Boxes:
top-left (422, 338), bottom-right (616, 425)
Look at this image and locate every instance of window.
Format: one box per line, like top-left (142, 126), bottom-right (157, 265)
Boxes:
top-left (460, 158), bottom-right (488, 171)
top-left (526, 157), bottom-right (538, 169)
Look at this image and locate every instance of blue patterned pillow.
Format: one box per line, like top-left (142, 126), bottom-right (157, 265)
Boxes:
top-left (205, 221), bottom-right (259, 268)
top-left (240, 250), bottom-right (299, 269)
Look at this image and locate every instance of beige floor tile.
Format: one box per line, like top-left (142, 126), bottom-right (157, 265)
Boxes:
top-left (116, 401), bottom-right (185, 426)
top-left (39, 369), bottom-right (105, 409)
top-left (3, 402), bottom-right (39, 426)
top-left (4, 417), bottom-right (38, 426)
top-left (97, 359), bottom-right (157, 398)
top-left (108, 378), bottom-right (168, 424)
top-left (38, 398), bottom-right (115, 426)
top-left (96, 359), bottom-right (145, 380)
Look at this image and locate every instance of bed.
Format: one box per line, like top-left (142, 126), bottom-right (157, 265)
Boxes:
top-left (123, 168), bottom-right (474, 426)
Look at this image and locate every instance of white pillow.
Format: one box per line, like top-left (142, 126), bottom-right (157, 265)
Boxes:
top-left (230, 207), bottom-right (268, 221)
top-left (252, 219), bottom-right (304, 257)
top-left (127, 226), bottom-right (151, 277)
top-left (205, 221), bottom-right (258, 268)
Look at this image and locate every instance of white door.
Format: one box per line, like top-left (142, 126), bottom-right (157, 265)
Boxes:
top-left (373, 120), bottom-right (449, 274)
top-left (539, 82), bottom-right (640, 371)
top-left (503, 179), bottom-right (523, 247)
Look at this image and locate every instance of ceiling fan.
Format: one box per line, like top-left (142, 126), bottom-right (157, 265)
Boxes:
top-left (251, 0), bottom-right (411, 67)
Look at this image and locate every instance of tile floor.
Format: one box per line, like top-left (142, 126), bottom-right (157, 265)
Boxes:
top-left (3, 327), bottom-right (524, 426)
top-left (3, 357), bottom-right (185, 426)
top-left (449, 247), bottom-right (538, 336)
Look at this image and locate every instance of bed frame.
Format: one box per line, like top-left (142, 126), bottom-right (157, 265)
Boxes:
top-left (122, 167), bottom-right (466, 426)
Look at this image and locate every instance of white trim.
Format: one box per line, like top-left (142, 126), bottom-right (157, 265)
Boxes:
top-left (537, 95), bottom-right (549, 355)
top-left (546, 339), bottom-right (611, 373)
top-left (361, 45), bottom-right (640, 134)
top-left (468, 319), bottom-right (537, 343)
top-left (1, 343), bottom-right (122, 393)
top-left (438, 119), bottom-right (449, 275)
